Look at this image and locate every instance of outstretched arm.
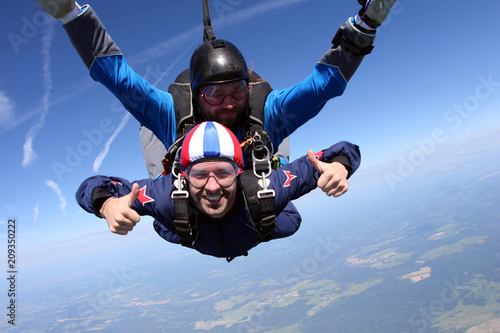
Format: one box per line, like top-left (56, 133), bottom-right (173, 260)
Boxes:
top-left (76, 175), bottom-right (174, 234)
top-left (321, 0), bottom-right (399, 81)
top-left (34, 0), bottom-right (177, 149)
top-left (270, 141), bottom-right (361, 213)
top-left (264, 0), bottom-right (398, 145)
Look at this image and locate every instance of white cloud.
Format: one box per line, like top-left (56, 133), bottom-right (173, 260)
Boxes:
top-left (23, 136), bottom-right (38, 169)
top-left (22, 20), bottom-right (55, 169)
top-left (0, 79), bottom-right (95, 136)
top-left (45, 180), bottom-right (67, 215)
top-left (93, 112), bottom-right (131, 172)
top-left (0, 90), bottom-right (15, 129)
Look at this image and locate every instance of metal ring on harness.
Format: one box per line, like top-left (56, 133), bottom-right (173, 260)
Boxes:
top-left (171, 148), bottom-right (189, 199)
top-left (252, 145), bottom-right (272, 179)
top-left (251, 145), bottom-right (275, 202)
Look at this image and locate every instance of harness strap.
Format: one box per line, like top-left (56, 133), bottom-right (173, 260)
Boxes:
top-left (257, 190), bottom-right (275, 237)
top-left (161, 126), bottom-right (194, 176)
top-left (172, 192), bottom-right (192, 247)
top-left (171, 165), bottom-right (196, 247)
top-left (240, 171), bottom-right (276, 241)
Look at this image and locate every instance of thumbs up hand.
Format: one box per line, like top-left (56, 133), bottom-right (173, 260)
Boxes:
top-left (100, 183), bottom-right (141, 235)
top-left (307, 150), bottom-right (349, 197)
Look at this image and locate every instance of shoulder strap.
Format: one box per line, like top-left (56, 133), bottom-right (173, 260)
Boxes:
top-left (241, 71), bottom-right (274, 171)
top-left (244, 71), bottom-right (272, 130)
top-left (163, 69), bottom-right (196, 175)
top-left (171, 172), bottom-right (198, 247)
top-left (168, 69), bottom-right (197, 139)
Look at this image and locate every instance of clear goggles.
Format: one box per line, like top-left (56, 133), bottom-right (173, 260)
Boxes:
top-left (200, 80), bottom-right (250, 106)
top-left (186, 161), bottom-right (240, 189)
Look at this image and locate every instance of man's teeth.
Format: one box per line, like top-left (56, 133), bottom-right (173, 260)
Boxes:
top-left (207, 195), bottom-right (221, 201)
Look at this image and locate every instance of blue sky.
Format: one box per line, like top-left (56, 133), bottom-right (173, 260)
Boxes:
top-left (1, 0), bottom-right (499, 265)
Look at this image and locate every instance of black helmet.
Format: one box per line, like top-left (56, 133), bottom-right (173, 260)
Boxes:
top-left (190, 39), bottom-right (249, 94)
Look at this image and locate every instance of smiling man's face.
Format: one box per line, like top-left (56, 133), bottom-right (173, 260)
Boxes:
top-left (187, 161), bottom-right (239, 219)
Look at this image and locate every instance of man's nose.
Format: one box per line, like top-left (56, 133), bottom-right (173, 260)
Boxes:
top-left (220, 95), bottom-right (236, 108)
top-left (204, 176), bottom-right (221, 192)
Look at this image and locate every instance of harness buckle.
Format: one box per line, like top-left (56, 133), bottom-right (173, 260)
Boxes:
top-left (257, 189), bottom-right (275, 200)
top-left (171, 190), bottom-right (189, 200)
top-left (171, 165), bottom-right (189, 200)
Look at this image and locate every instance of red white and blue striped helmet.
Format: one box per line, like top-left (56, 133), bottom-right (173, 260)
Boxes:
top-left (180, 121), bottom-right (244, 171)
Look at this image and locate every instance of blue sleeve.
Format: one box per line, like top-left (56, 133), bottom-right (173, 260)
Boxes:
top-left (270, 141), bottom-right (361, 213)
top-left (264, 63), bottom-right (347, 146)
top-left (263, 18), bottom-right (375, 148)
top-left (90, 56), bottom-right (177, 148)
top-left (62, 6), bottom-right (177, 148)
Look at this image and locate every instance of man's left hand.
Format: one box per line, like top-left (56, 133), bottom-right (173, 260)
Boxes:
top-left (307, 150), bottom-right (349, 197)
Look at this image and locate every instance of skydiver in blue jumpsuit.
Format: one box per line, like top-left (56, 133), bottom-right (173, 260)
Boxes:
top-left (76, 121), bottom-right (361, 259)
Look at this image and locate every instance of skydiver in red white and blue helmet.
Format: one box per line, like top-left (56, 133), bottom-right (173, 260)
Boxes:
top-left (76, 122), bottom-right (361, 261)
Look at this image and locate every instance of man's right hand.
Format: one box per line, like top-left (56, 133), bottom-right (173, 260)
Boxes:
top-left (101, 183), bottom-right (141, 235)
top-left (35, 0), bottom-right (76, 19)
